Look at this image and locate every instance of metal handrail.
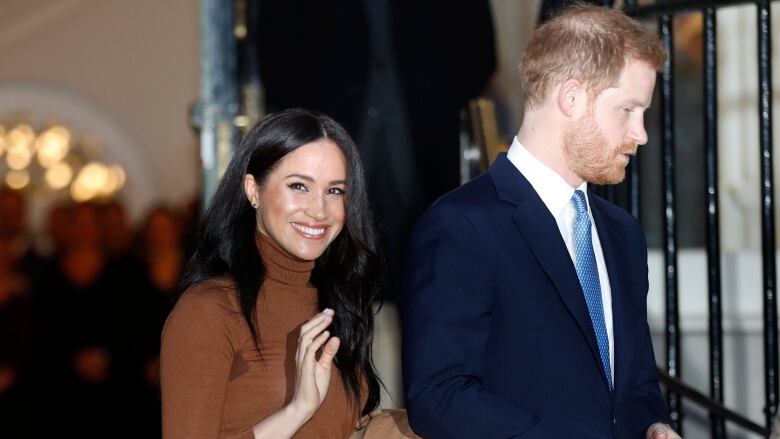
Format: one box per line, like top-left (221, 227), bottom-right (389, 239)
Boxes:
top-left (657, 369), bottom-right (770, 436)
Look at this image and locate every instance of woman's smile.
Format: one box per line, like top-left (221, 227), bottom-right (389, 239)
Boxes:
top-left (290, 222), bottom-right (329, 239)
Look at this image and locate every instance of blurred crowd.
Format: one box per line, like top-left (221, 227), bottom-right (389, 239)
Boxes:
top-left (0, 188), bottom-right (197, 438)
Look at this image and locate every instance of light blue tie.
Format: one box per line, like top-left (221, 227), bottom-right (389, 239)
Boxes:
top-left (571, 190), bottom-right (613, 390)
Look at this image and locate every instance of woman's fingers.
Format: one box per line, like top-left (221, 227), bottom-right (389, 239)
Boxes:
top-left (303, 330), bottom-right (332, 363)
top-left (296, 309), bottom-right (335, 364)
top-left (317, 337), bottom-right (340, 367)
top-left (299, 308), bottom-right (333, 334)
top-left (288, 309), bottom-right (340, 420)
top-left (299, 311), bottom-right (334, 346)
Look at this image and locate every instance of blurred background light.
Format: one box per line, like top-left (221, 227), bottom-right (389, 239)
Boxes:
top-left (0, 121), bottom-right (125, 201)
top-left (36, 125), bottom-right (71, 168)
top-left (6, 144), bottom-right (32, 170)
top-left (8, 124), bottom-right (36, 152)
top-left (45, 162), bottom-right (74, 189)
top-left (6, 169), bottom-right (30, 189)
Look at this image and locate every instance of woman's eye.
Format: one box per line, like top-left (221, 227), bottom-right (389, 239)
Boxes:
top-left (328, 187), bottom-right (345, 195)
top-left (288, 182), bottom-right (308, 192)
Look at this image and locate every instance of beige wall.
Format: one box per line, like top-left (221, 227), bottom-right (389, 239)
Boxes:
top-left (0, 0), bottom-right (200, 221)
top-left (486, 0), bottom-right (541, 137)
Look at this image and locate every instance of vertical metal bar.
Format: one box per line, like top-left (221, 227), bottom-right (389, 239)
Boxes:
top-left (757, 0), bottom-right (779, 430)
top-left (238, 0), bottom-right (264, 128)
top-left (196, 0), bottom-right (239, 207)
top-left (629, 155), bottom-right (640, 219)
top-left (659, 13), bottom-right (682, 434)
top-left (623, 0), bottom-right (639, 220)
top-left (703, 7), bottom-right (725, 438)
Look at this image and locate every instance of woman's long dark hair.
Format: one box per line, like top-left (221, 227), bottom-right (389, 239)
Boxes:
top-left (181, 108), bottom-right (382, 416)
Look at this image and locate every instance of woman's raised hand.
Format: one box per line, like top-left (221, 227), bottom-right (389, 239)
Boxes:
top-left (289, 308), bottom-right (341, 422)
top-left (252, 308), bottom-right (341, 438)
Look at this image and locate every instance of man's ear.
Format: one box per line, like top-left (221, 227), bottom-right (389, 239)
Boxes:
top-left (556, 79), bottom-right (587, 119)
top-left (244, 174), bottom-right (259, 207)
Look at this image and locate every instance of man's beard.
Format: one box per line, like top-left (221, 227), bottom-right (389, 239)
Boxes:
top-left (563, 114), bottom-right (636, 185)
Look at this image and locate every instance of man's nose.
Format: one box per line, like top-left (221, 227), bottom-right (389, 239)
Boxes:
top-left (629, 117), bottom-right (648, 146)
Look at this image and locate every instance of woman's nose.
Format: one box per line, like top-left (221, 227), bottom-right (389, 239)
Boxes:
top-left (304, 195), bottom-right (327, 221)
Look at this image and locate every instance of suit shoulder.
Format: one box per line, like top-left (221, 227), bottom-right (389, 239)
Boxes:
top-left (412, 173), bottom-right (501, 245)
top-left (428, 172), bottom-right (497, 213)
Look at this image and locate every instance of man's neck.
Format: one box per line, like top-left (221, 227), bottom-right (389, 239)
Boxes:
top-left (517, 111), bottom-right (583, 189)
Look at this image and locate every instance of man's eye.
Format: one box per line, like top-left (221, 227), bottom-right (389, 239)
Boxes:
top-left (288, 182), bottom-right (308, 192)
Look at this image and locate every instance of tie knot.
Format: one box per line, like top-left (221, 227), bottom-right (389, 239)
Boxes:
top-left (571, 190), bottom-right (588, 215)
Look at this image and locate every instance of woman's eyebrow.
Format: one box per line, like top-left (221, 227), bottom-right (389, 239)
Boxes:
top-left (284, 173), bottom-right (314, 181)
top-left (285, 174), bottom-right (346, 186)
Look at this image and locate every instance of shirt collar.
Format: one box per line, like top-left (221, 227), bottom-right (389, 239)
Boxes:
top-left (506, 136), bottom-right (589, 217)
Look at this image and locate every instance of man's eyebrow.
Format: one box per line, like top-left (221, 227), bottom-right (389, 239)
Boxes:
top-left (621, 98), bottom-right (646, 107)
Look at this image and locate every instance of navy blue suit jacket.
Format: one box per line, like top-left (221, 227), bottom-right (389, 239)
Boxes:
top-left (402, 154), bottom-right (669, 438)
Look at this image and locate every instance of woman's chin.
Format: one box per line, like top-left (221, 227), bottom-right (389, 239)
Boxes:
top-left (286, 242), bottom-right (328, 261)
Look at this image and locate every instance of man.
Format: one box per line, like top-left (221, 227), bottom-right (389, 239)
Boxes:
top-left (402, 4), bottom-right (680, 439)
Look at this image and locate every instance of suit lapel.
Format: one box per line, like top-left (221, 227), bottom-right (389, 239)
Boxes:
top-left (589, 193), bottom-right (634, 401)
top-left (489, 155), bottom-right (603, 375)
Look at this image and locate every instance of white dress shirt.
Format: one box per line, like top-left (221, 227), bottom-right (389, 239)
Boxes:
top-left (506, 137), bottom-right (614, 381)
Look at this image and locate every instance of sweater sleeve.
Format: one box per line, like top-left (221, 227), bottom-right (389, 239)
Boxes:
top-left (160, 285), bottom-right (246, 439)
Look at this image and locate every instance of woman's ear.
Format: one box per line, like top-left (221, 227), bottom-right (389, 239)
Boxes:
top-left (243, 174), bottom-right (259, 208)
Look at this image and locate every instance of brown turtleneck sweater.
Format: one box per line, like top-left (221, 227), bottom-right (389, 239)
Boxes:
top-left (160, 234), bottom-right (358, 439)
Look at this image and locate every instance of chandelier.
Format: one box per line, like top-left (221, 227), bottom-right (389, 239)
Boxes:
top-left (0, 121), bottom-right (125, 201)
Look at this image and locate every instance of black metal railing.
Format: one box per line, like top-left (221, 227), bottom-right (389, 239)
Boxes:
top-left (659, 370), bottom-right (769, 435)
top-left (702, 6), bottom-right (727, 436)
top-left (599, 0), bottom-right (778, 437)
top-left (658, 11), bottom-right (684, 431)
top-left (757, 0), bottom-right (779, 432)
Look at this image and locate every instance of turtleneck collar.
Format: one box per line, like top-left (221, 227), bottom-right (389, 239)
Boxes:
top-left (256, 232), bottom-right (316, 287)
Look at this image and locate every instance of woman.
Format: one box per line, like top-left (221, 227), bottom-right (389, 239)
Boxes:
top-left (161, 109), bottom-right (382, 439)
